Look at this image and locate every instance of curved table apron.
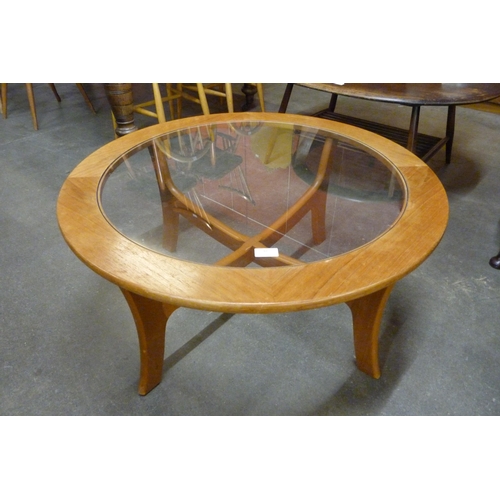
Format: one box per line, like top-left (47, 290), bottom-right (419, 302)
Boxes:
top-left (279, 83), bottom-right (500, 163)
top-left (57, 112), bottom-right (449, 395)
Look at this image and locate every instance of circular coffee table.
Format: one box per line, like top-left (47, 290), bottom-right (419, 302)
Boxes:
top-left (57, 112), bottom-right (449, 395)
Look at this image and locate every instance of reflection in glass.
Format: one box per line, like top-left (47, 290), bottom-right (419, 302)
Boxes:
top-left (101, 121), bottom-right (404, 267)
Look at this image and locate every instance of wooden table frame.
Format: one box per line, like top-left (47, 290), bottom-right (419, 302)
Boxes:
top-left (57, 112), bottom-right (449, 395)
top-left (279, 83), bottom-right (500, 164)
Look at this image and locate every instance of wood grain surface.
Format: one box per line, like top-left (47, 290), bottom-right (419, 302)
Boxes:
top-left (57, 112), bottom-right (449, 314)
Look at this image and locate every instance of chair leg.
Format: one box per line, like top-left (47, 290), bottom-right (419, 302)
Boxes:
top-left (25, 83), bottom-right (38, 130)
top-left (3, 83), bottom-right (98, 128)
top-left (196, 83), bottom-right (211, 115)
top-left (76, 84), bottom-right (96, 114)
top-left (111, 111), bottom-right (118, 139)
top-left (1, 83), bottom-right (7, 118)
top-left (167, 83), bottom-right (183, 119)
top-left (166, 84), bottom-right (176, 119)
top-left (224, 83), bottom-right (234, 113)
top-left (162, 83), bottom-right (237, 118)
top-left (48, 83), bottom-right (62, 102)
top-left (152, 83), bottom-right (167, 123)
top-left (256, 83), bottom-right (265, 112)
top-left (174, 83), bottom-right (183, 118)
top-left (50, 83), bottom-right (97, 114)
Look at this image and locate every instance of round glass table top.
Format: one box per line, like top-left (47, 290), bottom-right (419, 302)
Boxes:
top-left (100, 118), bottom-right (404, 267)
top-left (57, 112), bottom-right (448, 312)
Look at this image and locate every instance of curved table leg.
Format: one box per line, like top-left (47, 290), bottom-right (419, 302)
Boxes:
top-left (120, 288), bottom-right (178, 395)
top-left (346, 284), bottom-right (395, 378)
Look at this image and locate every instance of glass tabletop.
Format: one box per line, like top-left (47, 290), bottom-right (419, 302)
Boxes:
top-left (100, 119), bottom-right (405, 267)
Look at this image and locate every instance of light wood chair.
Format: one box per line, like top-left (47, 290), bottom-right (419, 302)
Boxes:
top-left (121, 83), bottom-right (265, 128)
top-left (175, 83), bottom-right (265, 117)
top-left (129, 83), bottom-right (183, 124)
top-left (1, 83), bottom-right (96, 130)
top-left (174, 83), bottom-right (235, 117)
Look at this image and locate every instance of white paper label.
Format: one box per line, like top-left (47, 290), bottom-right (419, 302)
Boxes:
top-left (254, 248), bottom-right (279, 258)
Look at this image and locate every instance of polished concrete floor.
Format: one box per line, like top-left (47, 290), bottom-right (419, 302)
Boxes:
top-left (1, 83), bottom-right (500, 415)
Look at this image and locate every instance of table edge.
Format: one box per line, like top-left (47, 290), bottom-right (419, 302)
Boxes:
top-left (57, 112), bottom-right (449, 313)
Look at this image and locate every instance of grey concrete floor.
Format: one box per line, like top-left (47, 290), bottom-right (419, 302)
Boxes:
top-left (1, 83), bottom-right (500, 415)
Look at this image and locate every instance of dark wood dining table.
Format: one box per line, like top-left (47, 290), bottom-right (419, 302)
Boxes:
top-left (279, 83), bottom-right (500, 163)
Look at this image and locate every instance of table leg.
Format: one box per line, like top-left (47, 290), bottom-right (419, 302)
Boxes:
top-left (278, 83), bottom-right (295, 113)
top-left (407, 105), bottom-right (421, 154)
top-left (241, 84), bottom-right (257, 111)
top-left (279, 85), bottom-right (338, 114)
top-left (346, 284), bottom-right (394, 378)
top-left (120, 288), bottom-right (178, 395)
top-left (445, 105), bottom-right (456, 163)
top-left (328, 93), bottom-right (338, 112)
top-left (104, 83), bottom-right (137, 137)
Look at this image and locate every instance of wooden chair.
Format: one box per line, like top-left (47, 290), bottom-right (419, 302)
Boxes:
top-left (121, 83), bottom-right (265, 128)
top-left (173, 83), bottom-right (235, 118)
top-left (1, 83), bottom-right (96, 130)
top-left (128, 83), bottom-right (183, 124)
top-left (178, 83), bottom-right (265, 116)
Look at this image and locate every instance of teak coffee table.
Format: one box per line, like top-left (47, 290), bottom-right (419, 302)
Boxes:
top-left (57, 112), bottom-right (448, 395)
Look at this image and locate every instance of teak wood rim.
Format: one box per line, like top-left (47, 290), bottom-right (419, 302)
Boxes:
top-left (57, 112), bottom-right (449, 314)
